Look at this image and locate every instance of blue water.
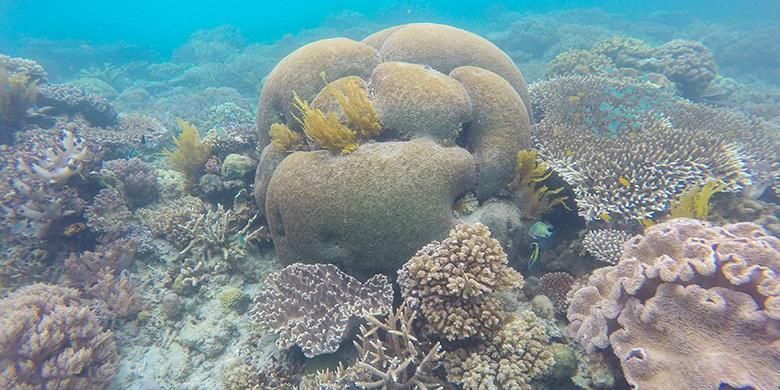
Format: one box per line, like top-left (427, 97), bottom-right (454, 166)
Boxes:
top-left (2, 0), bottom-right (779, 56)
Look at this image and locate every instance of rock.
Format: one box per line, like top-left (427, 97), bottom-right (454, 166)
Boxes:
top-left (220, 153), bottom-right (256, 180)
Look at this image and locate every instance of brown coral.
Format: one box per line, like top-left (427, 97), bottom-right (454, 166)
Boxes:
top-left (444, 310), bottom-right (554, 389)
top-left (397, 223), bottom-right (524, 341)
top-left (0, 284), bottom-right (117, 389)
top-left (538, 271), bottom-right (575, 313)
top-left (567, 218), bottom-right (780, 389)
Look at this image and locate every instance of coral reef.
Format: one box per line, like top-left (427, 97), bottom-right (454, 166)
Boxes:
top-left (531, 75), bottom-right (748, 222)
top-left (444, 311), bottom-right (554, 389)
top-left (645, 39), bottom-right (717, 98)
top-left (547, 49), bottom-right (614, 77)
top-left (266, 139), bottom-right (476, 275)
top-left (509, 149), bottom-right (568, 219)
top-left (397, 223), bottom-right (524, 341)
top-left (538, 271), bottom-right (575, 313)
top-left (250, 263), bottom-right (393, 357)
top-left (37, 83), bottom-right (118, 126)
top-left (567, 218), bottom-right (780, 388)
top-left (0, 64), bottom-right (38, 140)
top-left (582, 228), bottom-right (633, 265)
top-left (0, 54), bottom-right (48, 83)
top-left (163, 119), bottom-right (213, 188)
top-left (311, 303), bottom-right (445, 389)
top-left (85, 187), bottom-right (132, 236)
top-left (255, 23), bottom-right (536, 274)
top-left (100, 157), bottom-right (159, 209)
top-left (668, 180), bottom-right (728, 220)
top-left (0, 284), bottom-right (118, 388)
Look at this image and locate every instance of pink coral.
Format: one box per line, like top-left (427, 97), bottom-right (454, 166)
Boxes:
top-left (567, 218), bottom-right (780, 388)
top-left (0, 284), bottom-right (117, 389)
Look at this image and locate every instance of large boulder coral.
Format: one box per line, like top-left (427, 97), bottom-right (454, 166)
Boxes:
top-left (255, 23), bottom-right (531, 275)
top-left (567, 218), bottom-right (780, 389)
top-left (266, 139), bottom-right (476, 275)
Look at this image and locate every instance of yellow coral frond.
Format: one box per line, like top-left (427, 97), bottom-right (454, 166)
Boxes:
top-left (323, 77), bottom-right (381, 138)
top-left (669, 180), bottom-right (729, 220)
top-left (293, 92), bottom-right (358, 155)
top-left (0, 66), bottom-right (37, 126)
top-left (269, 123), bottom-right (303, 151)
top-left (510, 149), bottom-right (569, 219)
top-left (164, 119), bottom-right (213, 187)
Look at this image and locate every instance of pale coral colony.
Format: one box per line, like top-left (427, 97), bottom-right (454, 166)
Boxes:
top-left (0, 6), bottom-right (779, 390)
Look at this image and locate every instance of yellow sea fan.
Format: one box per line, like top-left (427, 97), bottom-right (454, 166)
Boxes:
top-left (292, 92), bottom-right (358, 155)
top-left (323, 76), bottom-right (381, 138)
top-left (0, 66), bottom-right (37, 126)
top-left (269, 122), bottom-right (303, 151)
top-left (669, 180), bottom-right (729, 220)
top-left (509, 149), bottom-right (570, 219)
top-left (164, 119), bottom-right (213, 187)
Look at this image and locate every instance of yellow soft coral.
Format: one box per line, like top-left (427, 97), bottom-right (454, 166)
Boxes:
top-left (0, 66), bottom-right (37, 128)
top-left (322, 76), bottom-right (381, 138)
top-left (268, 122), bottom-right (303, 151)
top-left (509, 149), bottom-right (569, 219)
top-left (669, 180), bottom-right (729, 220)
top-left (164, 119), bottom-right (213, 187)
top-left (292, 92), bottom-right (358, 154)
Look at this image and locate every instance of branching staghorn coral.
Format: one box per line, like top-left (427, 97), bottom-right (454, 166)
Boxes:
top-left (164, 118), bottom-right (213, 187)
top-left (509, 149), bottom-right (569, 219)
top-left (531, 75), bottom-right (748, 222)
top-left (567, 218), bottom-right (780, 388)
top-left (397, 223), bottom-right (524, 341)
top-left (348, 303), bottom-right (444, 389)
top-left (444, 310), bottom-right (554, 390)
top-left (250, 263), bottom-right (393, 358)
top-left (292, 92), bottom-right (358, 154)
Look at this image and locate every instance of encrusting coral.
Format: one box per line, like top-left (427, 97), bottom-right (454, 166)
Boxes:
top-left (397, 223), bottom-right (524, 341)
top-left (444, 310), bottom-right (554, 390)
top-left (509, 149), bottom-right (568, 219)
top-left (0, 283), bottom-right (118, 389)
top-left (250, 263), bottom-right (393, 358)
top-left (567, 218), bottom-right (780, 389)
top-left (164, 118), bottom-right (213, 187)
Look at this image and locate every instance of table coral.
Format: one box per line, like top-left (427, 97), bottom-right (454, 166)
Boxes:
top-left (567, 218), bottom-right (780, 388)
top-left (582, 228), bottom-right (633, 265)
top-left (397, 223), bottom-right (524, 341)
top-left (250, 263), bottom-right (393, 358)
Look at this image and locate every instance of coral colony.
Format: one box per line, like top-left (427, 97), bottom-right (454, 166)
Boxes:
top-left (0, 9), bottom-right (779, 390)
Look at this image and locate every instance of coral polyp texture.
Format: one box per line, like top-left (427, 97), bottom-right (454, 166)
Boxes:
top-left (582, 228), bottom-right (633, 265)
top-left (250, 263), bottom-right (393, 358)
top-left (397, 223), bottom-right (524, 341)
top-left (531, 75), bottom-right (755, 222)
top-left (254, 23), bottom-right (531, 274)
top-left (0, 283), bottom-right (118, 389)
top-left (567, 218), bottom-right (780, 389)
top-left (444, 310), bottom-right (554, 389)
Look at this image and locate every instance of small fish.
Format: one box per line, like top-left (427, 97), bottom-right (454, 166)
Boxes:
top-left (600, 212), bottom-right (612, 222)
top-left (564, 149), bottom-right (574, 157)
top-left (568, 95), bottom-right (581, 104)
top-left (618, 176), bottom-right (630, 188)
top-left (529, 221), bottom-right (553, 240)
top-left (527, 242), bottom-right (540, 270)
